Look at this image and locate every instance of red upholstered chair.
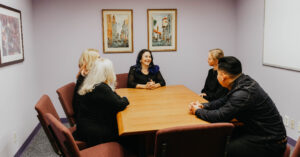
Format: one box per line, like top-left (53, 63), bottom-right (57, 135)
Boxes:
top-left (283, 144), bottom-right (290, 157)
top-left (34, 95), bottom-right (86, 154)
top-left (292, 137), bottom-right (300, 157)
top-left (154, 123), bottom-right (234, 157)
top-left (56, 82), bottom-right (76, 126)
top-left (45, 113), bottom-right (124, 157)
top-left (116, 73), bottom-right (128, 89)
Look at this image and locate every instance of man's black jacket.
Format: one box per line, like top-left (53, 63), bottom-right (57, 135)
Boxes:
top-left (196, 74), bottom-right (286, 142)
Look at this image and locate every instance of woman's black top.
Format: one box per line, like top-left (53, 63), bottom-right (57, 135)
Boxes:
top-left (72, 74), bottom-right (85, 121)
top-left (75, 83), bottom-right (129, 147)
top-left (201, 68), bottom-right (228, 101)
top-left (127, 66), bottom-right (166, 88)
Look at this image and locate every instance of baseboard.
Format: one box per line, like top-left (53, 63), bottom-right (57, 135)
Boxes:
top-left (288, 136), bottom-right (297, 146)
top-left (14, 118), bottom-right (68, 157)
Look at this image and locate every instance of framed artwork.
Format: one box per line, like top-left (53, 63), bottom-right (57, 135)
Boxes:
top-left (0, 4), bottom-right (24, 67)
top-left (147, 9), bottom-right (177, 52)
top-left (102, 9), bottom-right (133, 53)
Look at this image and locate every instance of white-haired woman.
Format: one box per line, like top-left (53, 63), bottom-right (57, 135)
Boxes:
top-left (75, 58), bottom-right (129, 147)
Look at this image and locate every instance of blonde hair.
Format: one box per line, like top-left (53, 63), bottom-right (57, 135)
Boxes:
top-left (78, 49), bottom-right (100, 75)
top-left (209, 48), bottom-right (224, 60)
top-left (78, 58), bottom-right (116, 95)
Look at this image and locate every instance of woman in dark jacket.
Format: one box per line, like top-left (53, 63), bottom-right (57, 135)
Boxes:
top-left (72, 49), bottom-right (100, 122)
top-left (127, 49), bottom-right (165, 89)
top-left (75, 58), bottom-right (129, 147)
top-left (200, 48), bottom-right (228, 101)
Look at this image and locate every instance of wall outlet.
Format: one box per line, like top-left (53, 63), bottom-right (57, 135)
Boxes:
top-left (298, 122), bottom-right (300, 132)
top-left (290, 119), bottom-right (295, 129)
top-left (284, 115), bottom-right (289, 127)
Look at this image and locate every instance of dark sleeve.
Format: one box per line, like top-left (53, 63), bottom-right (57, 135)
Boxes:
top-left (127, 66), bottom-right (138, 88)
top-left (214, 87), bottom-right (228, 100)
top-left (100, 84), bottom-right (129, 112)
top-left (155, 71), bottom-right (166, 86)
top-left (195, 90), bottom-right (249, 122)
top-left (72, 75), bottom-right (85, 117)
top-left (203, 96), bottom-right (227, 110)
top-left (201, 69), bottom-right (212, 93)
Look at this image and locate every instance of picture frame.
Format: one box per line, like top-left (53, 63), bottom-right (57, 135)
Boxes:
top-left (102, 9), bottom-right (133, 53)
top-left (147, 9), bottom-right (177, 52)
top-left (0, 4), bottom-right (24, 67)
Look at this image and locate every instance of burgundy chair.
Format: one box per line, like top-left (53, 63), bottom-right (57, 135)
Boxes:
top-left (116, 73), bottom-right (128, 89)
top-left (45, 113), bottom-right (124, 157)
top-left (284, 144), bottom-right (290, 157)
top-left (292, 137), bottom-right (300, 157)
top-left (56, 82), bottom-right (76, 126)
top-left (34, 95), bottom-right (86, 154)
top-left (154, 123), bottom-right (234, 157)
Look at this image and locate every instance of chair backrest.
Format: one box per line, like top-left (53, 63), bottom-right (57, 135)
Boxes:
top-left (154, 123), bottom-right (234, 157)
top-left (34, 95), bottom-right (61, 154)
top-left (283, 144), bottom-right (290, 157)
top-left (46, 113), bottom-right (81, 157)
top-left (292, 137), bottom-right (300, 157)
top-left (116, 73), bottom-right (128, 89)
top-left (56, 82), bottom-right (76, 126)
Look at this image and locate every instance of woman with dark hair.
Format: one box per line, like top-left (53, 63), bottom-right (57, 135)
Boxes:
top-left (127, 49), bottom-right (166, 89)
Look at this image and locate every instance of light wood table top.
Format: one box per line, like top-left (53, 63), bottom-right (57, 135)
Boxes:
top-left (116, 85), bottom-right (209, 136)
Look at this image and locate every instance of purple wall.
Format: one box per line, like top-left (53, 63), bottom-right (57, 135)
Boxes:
top-left (236, 0), bottom-right (300, 139)
top-left (32, 0), bottom-right (237, 117)
top-left (0, 0), bottom-right (40, 156)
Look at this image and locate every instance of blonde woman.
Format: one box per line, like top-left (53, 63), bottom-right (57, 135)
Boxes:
top-left (77, 48), bottom-right (100, 78)
top-left (73, 49), bottom-right (100, 123)
top-left (200, 48), bottom-right (228, 101)
top-left (75, 58), bottom-right (129, 147)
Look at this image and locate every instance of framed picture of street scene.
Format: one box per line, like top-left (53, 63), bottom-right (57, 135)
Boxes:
top-left (102, 9), bottom-right (133, 53)
top-left (0, 4), bottom-right (24, 67)
top-left (147, 9), bottom-right (177, 52)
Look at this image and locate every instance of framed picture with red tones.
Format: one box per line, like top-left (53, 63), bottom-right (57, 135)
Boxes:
top-left (147, 9), bottom-right (177, 52)
top-left (0, 4), bottom-right (24, 67)
top-left (102, 9), bottom-right (133, 53)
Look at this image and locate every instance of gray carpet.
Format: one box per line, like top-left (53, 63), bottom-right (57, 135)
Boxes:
top-left (21, 127), bottom-right (59, 157)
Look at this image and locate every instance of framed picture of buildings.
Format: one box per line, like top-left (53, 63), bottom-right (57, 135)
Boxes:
top-left (102, 9), bottom-right (133, 53)
top-left (147, 9), bottom-right (177, 52)
top-left (0, 4), bottom-right (24, 67)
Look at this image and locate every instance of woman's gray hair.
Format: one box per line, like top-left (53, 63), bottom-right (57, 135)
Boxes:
top-left (78, 58), bottom-right (116, 95)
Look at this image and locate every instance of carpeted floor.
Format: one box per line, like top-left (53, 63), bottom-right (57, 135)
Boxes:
top-left (21, 127), bottom-right (59, 157)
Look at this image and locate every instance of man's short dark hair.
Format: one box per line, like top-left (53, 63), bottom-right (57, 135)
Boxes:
top-left (218, 56), bottom-right (242, 76)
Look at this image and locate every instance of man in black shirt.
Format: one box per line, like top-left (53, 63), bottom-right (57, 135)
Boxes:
top-left (189, 56), bottom-right (287, 157)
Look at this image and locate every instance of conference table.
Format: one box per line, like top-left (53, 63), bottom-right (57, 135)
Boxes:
top-left (116, 85), bottom-right (209, 136)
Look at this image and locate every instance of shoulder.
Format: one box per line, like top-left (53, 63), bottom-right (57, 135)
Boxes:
top-left (208, 68), bottom-right (214, 73)
top-left (149, 65), bottom-right (160, 74)
top-left (229, 89), bottom-right (250, 104)
top-left (94, 83), bottom-right (112, 92)
top-left (77, 75), bottom-right (85, 82)
top-left (154, 65), bottom-right (160, 71)
top-left (129, 65), bottom-right (137, 71)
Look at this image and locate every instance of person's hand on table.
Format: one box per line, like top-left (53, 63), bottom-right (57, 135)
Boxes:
top-left (189, 101), bottom-right (204, 114)
top-left (146, 80), bottom-right (160, 90)
top-left (199, 93), bottom-right (207, 97)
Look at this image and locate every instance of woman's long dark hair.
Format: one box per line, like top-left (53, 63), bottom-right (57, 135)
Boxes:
top-left (135, 49), bottom-right (159, 74)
